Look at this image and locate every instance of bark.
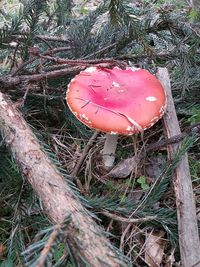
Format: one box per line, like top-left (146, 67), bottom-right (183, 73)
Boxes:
top-left (156, 68), bottom-right (200, 267)
top-left (0, 92), bottom-right (127, 267)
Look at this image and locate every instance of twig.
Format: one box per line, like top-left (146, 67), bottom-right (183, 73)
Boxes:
top-left (0, 60), bottom-right (127, 88)
top-left (83, 43), bottom-right (118, 59)
top-left (12, 47), bottom-right (71, 76)
top-left (36, 224), bottom-right (61, 267)
top-left (71, 131), bottom-right (99, 181)
top-left (38, 55), bottom-right (127, 69)
top-left (156, 67), bottom-right (200, 267)
top-left (0, 66), bottom-right (86, 88)
top-left (101, 211), bottom-right (157, 224)
top-left (143, 122), bottom-right (200, 153)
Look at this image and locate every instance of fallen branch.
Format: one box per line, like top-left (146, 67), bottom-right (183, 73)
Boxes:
top-left (0, 59), bottom-right (127, 88)
top-left (0, 66), bottom-right (86, 88)
top-left (156, 67), bottom-right (200, 267)
top-left (0, 92), bottom-right (127, 266)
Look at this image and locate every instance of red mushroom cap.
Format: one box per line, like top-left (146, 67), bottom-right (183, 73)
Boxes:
top-left (66, 66), bottom-right (166, 135)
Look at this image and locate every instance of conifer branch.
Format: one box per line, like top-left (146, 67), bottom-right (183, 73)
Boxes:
top-left (0, 91), bottom-right (128, 266)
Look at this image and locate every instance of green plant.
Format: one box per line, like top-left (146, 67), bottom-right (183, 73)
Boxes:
top-left (137, 176), bottom-right (150, 191)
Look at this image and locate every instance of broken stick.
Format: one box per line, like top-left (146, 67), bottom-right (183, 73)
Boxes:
top-left (157, 67), bottom-right (200, 267)
top-left (0, 92), bottom-right (127, 267)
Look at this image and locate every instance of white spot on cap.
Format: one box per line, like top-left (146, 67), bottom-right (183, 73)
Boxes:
top-left (146, 96), bottom-right (157, 102)
top-left (127, 66), bottom-right (140, 71)
top-left (80, 113), bottom-right (89, 121)
top-left (112, 81), bottom-right (120, 87)
top-left (70, 78), bottom-right (75, 83)
top-left (110, 131), bottom-right (118, 135)
top-left (118, 89), bottom-right (124, 93)
top-left (126, 126), bottom-right (132, 131)
top-left (84, 67), bottom-right (97, 73)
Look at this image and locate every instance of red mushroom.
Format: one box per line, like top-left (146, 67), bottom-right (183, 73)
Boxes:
top-left (66, 66), bottom-right (166, 169)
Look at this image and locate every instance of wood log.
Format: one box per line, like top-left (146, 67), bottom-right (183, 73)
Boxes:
top-left (0, 92), bottom-right (126, 267)
top-left (157, 68), bottom-right (200, 267)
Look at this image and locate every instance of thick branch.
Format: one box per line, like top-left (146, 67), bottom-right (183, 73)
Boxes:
top-left (156, 67), bottom-right (200, 267)
top-left (0, 92), bottom-right (127, 267)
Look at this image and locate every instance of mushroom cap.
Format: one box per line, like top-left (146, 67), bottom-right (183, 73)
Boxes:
top-left (66, 66), bottom-right (166, 135)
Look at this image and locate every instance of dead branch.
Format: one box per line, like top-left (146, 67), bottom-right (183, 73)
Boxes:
top-left (12, 47), bottom-right (71, 76)
top-left (156, 67), bottom-right (200, 267)
top-left (0, 66), bottom-right (86, 88)
top-left (0, 58), bottom-right (127, 89)
top-left (38, 55), bottom-right (127, 69)
top-left (0, 91), bottom-right (127, 267)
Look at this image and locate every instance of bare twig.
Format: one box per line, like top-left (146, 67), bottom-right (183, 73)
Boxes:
top-left (156, 67), bottom-right (200, 267)
top-left (0, 59), bottom-right (126, 88)
top-left (0, 66), bottom-right (86, 88)
top-left (38, 55), bottom-right (127, 69)
top-left (12, 47), bottom-right (71, 76)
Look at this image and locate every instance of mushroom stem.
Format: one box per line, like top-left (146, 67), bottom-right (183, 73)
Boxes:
top-left (102, 133), bottom-right (118, 169)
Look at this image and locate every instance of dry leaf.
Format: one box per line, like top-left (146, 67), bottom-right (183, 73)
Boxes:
top-left (145, 155), bottom-right (166, 179)
top-left (145, 230), bottom-right (165, 267)
top-left (106, 156), bottom-right (138, 178)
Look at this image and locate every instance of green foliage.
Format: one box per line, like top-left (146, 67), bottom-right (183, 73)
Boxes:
top-left (0, 4), bottom-right (24, 48)
top-left (137, 176), bottom-right (150, 191)
top-left (55, 0), bottom-right (73, 26)
top-left (1, 0), bottom-right (200, 265)
top-left (188, 105), bottom-right (200, 125)
top-left (0, 142), bottom-right (49, 265)
top-left (188, 9), bottom-right (199, 22)
top-left (0, 259), bottom-right (15, 267)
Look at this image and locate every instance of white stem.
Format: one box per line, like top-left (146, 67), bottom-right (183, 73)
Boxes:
top-left (102, 133), bottom-right (118, 169)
